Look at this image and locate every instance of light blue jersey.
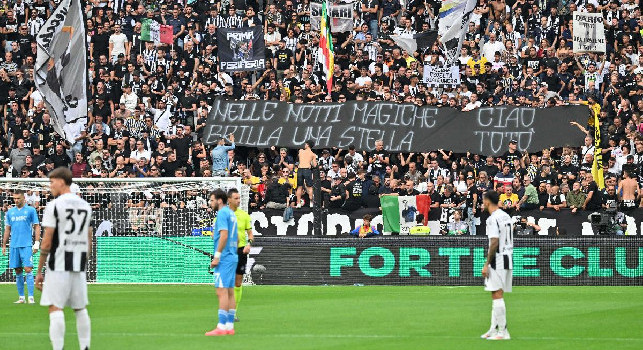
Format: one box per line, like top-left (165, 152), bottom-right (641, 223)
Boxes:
top-left (213, 205), bottom-right (238, 263)
top-left (6, 205), bottom-right (39, 248)
top-left (211, 144), bottom-right (235, 172)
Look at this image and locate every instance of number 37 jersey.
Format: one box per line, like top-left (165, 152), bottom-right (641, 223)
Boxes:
top-left (486, 209), bottom-right (514, 270)
top-left (42, 193), bottom-right (93, 272)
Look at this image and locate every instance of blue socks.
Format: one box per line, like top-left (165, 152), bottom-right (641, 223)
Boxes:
top-left (16, 273), bottom-right (24, 297)
top-left (26, 272), bottom-right (34, 297)
top-left (217, 309), bottom-right (228, 328)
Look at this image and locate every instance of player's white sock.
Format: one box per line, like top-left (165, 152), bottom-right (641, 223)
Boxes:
top-left (75, 308), bottom-right (91, 350)
top-left (226, 309), bottom-right (236, 330)
top-left (493, 298), bottom-right (507, 331)
top-left (49, 310), bottom-right (65, 350)
top-left (489, 307), bottom-right (497, 331)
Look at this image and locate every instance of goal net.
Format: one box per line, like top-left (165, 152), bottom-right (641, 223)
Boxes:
top-left (0, 177), bottom-right (249, 284)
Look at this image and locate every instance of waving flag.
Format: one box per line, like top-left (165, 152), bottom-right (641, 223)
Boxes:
top-left (592, 104), bottom-right (604, 189)
top-left (318, 0), bottom-right (334, 94)
top-left (34, 0), bottom-right (87, 143)
top-left (160, 25), bottom-right (174, 44)
top-left (438, 0), bottom-right (476, 64)
top-left (141, 18), bottom-right (161, 43)
top-left (141, 18), bottom-right (151, 41)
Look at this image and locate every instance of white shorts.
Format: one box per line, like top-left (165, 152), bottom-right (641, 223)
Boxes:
top-left (484, 268), bottom-right (513, 293)
top-left (40, 270), bottom-right (89, 309)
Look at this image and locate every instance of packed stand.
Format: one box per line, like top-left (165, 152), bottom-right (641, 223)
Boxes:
top-left (0, 0), bottom-right (641, 218)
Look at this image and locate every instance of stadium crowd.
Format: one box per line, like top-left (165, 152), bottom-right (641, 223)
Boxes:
top-left (0, 0), bottom-right (641, 216)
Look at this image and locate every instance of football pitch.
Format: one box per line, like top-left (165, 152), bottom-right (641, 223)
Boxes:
top-left (0, 285), bottom-right (641, 350)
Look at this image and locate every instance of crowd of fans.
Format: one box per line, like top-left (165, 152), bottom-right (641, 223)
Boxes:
top-left (0, 0), bottom-right (641, 216)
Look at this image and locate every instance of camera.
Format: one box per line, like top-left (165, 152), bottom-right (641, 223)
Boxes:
top-left (588, 203), bottom-right (619, 235)
top-left (514, 217), bottom-right (534, 236)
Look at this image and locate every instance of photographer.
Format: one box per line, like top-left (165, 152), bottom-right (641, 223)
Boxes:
top-left (514, 217), bottom-right (541, 236)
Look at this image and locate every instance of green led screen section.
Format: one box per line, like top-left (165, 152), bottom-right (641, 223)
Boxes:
top-left (2, 237), bottom-right (640, 286)
top-left (96, 237), bottom-right (214, 283)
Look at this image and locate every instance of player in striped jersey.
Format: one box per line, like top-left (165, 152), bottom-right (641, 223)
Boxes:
top-left (35, 168), bottom-right (93, 350)
top-left (228, 188), bottom-right (254, 322)
top-left (481, 190), bottom-right (513, 341)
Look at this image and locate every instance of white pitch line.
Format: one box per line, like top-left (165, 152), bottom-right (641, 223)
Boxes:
top-left (0, 332), bottom-right (641, 342)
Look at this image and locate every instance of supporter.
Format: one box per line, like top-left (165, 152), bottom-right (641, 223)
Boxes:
top-left (329, 176), bottom-right (347, 209)
top-left (9, 138), bottom-right (30, 173)
top-left (349, 214), bottom-right (380, 238)
top-left (547, 185), bottom-right (567, 211)
top-left (441, 210), bottom-right (468, 236)
top-left (343, 172), bottom-right (364, 212)
top-left (70, 154), bottom-right (88, 178)
top-left (499, 185), bottom-right (519, 212)
top-left (265, 177), bottom-right (291, 210)
top-left (567, 182), bottom-right (586, 214)
top-left (210, 134), bottom-right (235, 177)
top-left (601, 185), bottom-right (618, 209)
top-left (493, 164), bottom-right (514, 191)
top-left (464, 175), bottom-right (479, 236)
top-left (537, 182), bottom-right (549, 211)
top-left (49, 144), bottom-right (70, 169)
top-left (582, 172), bottom-right (603, 211)
top-left (273, 147), bottom-right (294, 171)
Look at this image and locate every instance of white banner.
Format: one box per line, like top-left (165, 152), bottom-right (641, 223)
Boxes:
top-left (423, 65), bottom-right (461, 86)
top-left (310, 3), bottom-right (353, 33)
top-left (34, 0), bottom-right (88, 143)
top-left (572, 11), bottom-right (606, 53)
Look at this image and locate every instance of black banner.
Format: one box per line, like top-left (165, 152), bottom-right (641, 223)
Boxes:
top-left (204, 99), bottom-right (586, 155)
top-left (249, 208), bottom-right (643, 237)
top-left (250, 236), bottom-right (643, 286)
top-left (217, 27), bottom-right (265, 72)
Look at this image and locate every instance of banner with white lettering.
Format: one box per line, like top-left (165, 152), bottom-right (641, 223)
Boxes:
top-left (311, 3), bottom-right (353, 33)
top-left (423, 65), bottom-right (460, 87)
top-left (217, 27), bottom-right (266, 72)
top-left (204, 99), bottom-right (586, 155)
top-left (34, 0), bottom-right (87, 143)
top-left (572, 11), bottom-right (606, 53)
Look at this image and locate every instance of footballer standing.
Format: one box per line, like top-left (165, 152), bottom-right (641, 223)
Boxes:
top-left (205, 189), bottom-right (239, 336)
top-left (481, 190), bottom-right (513, 340)
top-left (36, 168), bottom-right (93, 350)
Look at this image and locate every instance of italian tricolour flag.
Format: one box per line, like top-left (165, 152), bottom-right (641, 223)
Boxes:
top-left (381, 195), bottom-right (432, 234)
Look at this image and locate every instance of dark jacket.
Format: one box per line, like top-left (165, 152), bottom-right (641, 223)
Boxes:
top-left (265, 181), bottom-right (290, 204)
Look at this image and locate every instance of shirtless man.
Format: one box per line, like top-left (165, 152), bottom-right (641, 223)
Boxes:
top-left (489, 0), bottom-right (507, 22)
top-left (619, 170), bottom-right (639, 210)
top-left (296, 140), bottom-right (318, 207)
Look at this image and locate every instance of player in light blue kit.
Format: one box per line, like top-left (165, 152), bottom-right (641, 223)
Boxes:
top-left (205, 188), bottom-right (238, 336)
top-left (2, 190), bottom-right (41, 304)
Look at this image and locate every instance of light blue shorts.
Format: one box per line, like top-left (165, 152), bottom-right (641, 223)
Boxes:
top-left (9, 247), bottom-right (33, 269)
top-left (213, 260), bottom-right (236, 288)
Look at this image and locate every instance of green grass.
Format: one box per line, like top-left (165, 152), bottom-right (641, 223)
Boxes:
top-left (0, 285), bottom-right (642, 349)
